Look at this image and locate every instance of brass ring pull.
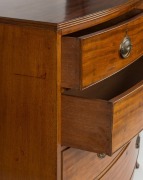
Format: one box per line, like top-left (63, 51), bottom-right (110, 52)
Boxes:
top-left (120, 36), bottom-right (132, 59)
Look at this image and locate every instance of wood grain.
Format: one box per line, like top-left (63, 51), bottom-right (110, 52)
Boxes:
top-left (62, 95), bottom-right (112, 154)
top-left (59, 0), bottom-right (142, 34)
top-left (62, 38), bottom-right (80, 88)
top-left (62, 86), bottom-right (143, 156)
top-left (62, 10), bottom-right (143, 89)
top-left (62, 59), bottom-right (143, 155)
top-left (0, 23), bottom-right (60, 180)
top-left (111, 81), bottom-right (143, 153)
top-left (62, 136), bottom-right (139, 180)
top-left (0, 0), bottom-right (141, 179)
top-left (62, 143), bottom-right (126, 180)
top-left (0, 1), bottom-right (139, 23)
top-left (97, 136), bottom-right (139, 180)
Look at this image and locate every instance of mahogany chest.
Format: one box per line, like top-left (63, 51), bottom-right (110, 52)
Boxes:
top-left (0, 0), bottom-right (142, 179)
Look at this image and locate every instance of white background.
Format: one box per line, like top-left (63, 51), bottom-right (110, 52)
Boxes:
top-left (133, 131), bottom-right (143, 180)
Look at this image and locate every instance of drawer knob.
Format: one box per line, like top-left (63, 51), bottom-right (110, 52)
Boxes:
top-left (136, 161), bottom-right (140, 169)
top-left (136, 135), bottom-right (140, 149)
top-left (120, 36), bottom-right (132, 59)
top-left (97, 153), bottom-right (106, 159)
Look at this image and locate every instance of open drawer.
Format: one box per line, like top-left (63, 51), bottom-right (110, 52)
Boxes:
top-left (61, 58), bottom-right (143, 156)
top-left (62, 9), bottom-right (143, 89)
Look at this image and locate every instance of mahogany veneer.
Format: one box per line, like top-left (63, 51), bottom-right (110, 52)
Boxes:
top-left (0, 0), bottom-right (142, 179)
top-left (62, 10), bottom-right (143, 89)
top-left (62, 59), bottom-right (143, 155)
top-left (63, 136), bottom-right (139, 180)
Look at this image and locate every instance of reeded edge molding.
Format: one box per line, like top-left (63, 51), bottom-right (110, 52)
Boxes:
top-left (0, 0), bottom-right (142, 34)
top-left (58, 0), bottom-right (142, 34)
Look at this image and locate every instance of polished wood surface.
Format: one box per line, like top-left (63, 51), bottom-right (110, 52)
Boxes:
top-left (63, 143), bottom-right (126, 180)
top-left (0, 23), bottom-right (61, 179)
top-left (62, 37), bottom-right (80, 88)
top-left (62, 10), bottom-right (143, 89)
top-left (62, 136), bottom-right (139, 180)
top-left (111, 83), bottom-right (143, 153)
top-left (62, 95), bottom-right (112, 154)
top-left (0, 0), bottom-right (141, 34)
top-left (59, 0), bottom-right (142, 35)
top-left (97, 136), bottom-right (139, 180)
top-left (62, 59), bottom-right (143, 155)
top-left (0, 0), bottom-right (142, 179)
top-left (0, 0), bottom-right (139, 23)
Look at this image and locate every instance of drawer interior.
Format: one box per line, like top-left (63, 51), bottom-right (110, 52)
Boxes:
top-left (63, 57), bottom-right (143, 100)
top-left (65, 9), bottom-right (143, 38)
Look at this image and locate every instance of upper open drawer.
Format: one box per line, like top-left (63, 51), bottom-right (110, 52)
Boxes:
top-left (62, 10), bottom-right (143, 89)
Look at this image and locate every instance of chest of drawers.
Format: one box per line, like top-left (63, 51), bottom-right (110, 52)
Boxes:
top-left (0, 0), bottom-right (143, 179)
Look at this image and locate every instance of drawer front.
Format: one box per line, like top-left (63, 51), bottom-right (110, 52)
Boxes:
top-left (62, 145), bottom-right (125, 180)
top-left (62, 11), bottom-right (143, 89)
top-left (111, 81), bottom-right (143, 153)
top-left (62, 59), bottom-right (143, 155)
top-left (62, 82), bottom-right (143, 155)
top-left (97, 136), bottom-right (139, 180)
top-left (62, 136), bottom-right (139, 180)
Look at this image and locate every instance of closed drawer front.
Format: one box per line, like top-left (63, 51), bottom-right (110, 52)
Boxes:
top-left (62, 58), bottom-right (143, 155)
top-left (62, 136), bottom-right (139, 180)
top-left (97, 136), bottom-right (139, 180)
top-left (62, 10), bottom-right (143, 89)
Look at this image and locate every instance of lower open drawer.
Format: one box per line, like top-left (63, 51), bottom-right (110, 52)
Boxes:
top-left (62, 58), bottom-right (143, 155)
